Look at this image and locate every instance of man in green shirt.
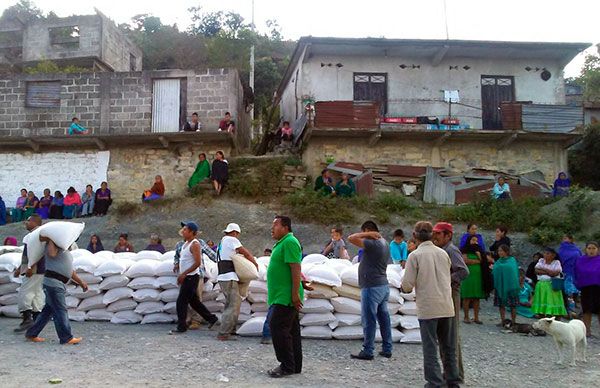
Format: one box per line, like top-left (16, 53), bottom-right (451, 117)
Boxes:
top-left (266, 215), bottom-right (303, 378)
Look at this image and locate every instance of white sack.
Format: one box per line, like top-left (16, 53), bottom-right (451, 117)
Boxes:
top-left (68, 284), bottom-right (101, 299)
top-left (301, 298), bottom-right (334, 314)
top-left (125, 260), bottom-right (159, 278)
top-left (300, 312), bottom-right (336, 326)
top-left (203, 255), bottom-right (218, 282)
top-left (246, 292), bottom-right (267, 304)
top-left (65, 296), bottom-right (80, 309)
top-left (141, 313), bottom-right (173, 324)
top-left (307, 283), bottom-right (338, 299)
top-left (94, 260), bottom-right (129, 277)
top-left (250, 303), bottom-right (268, 313)
top-left (331, 297), bottom-right (362, 315)
top-left (398, 315), bottom-right (420, 329)
top-left (163, 301), bottom-right (177, 314)
top-left (111, 310), bottom-right (143, 324)
top-left (134, 250), bottom-right (163, 261)
top-left (68, 309), bottom-right (86, 322)
top-left (301, 325), bottom-right (332, 339)
top-left (25, 222), bottom-right (84, 266)
top-left (248, 280), bottom-right (268, 294)
top-left (325, 258), bottom-right (353, 275)
top-left (156, 261), bottom-right (176, 277)
top-left (389, 287), bottom-right (405, 304)
top-left (400, 328), bottom-right (422, 344)
top-left (86, 309), bottom-right (114, 321)
top-left (0, 283), bottom-right (20, 295)
top-left (99, 275), bottom-right (130, 290)
top-left (133, 289), bottom-right (161, 303)
top-left (135, 301), bottom-right (165, 315)
top-left (340, 264), bottom-right (360, 287)
top-left (156, 276), bottom-right (178, 290)
top-left (232, 254), bottom-right (259, 282)
top-left (94, 250), bottom-right (115, 261)
top-left (332, 326), bottom-right (364, 340)
top-left (77, 294), bottom-right (106, 311)
top-left (376, 328), bottom-right (405, 343)
top-left (0, 304), bottom-right (19, 317)
top-left (73, 256), bottom-right (100, 274)
top-left (159, 289), bottom-right (179, 303)
top-left (306, 264), bottom-right (342, 287)
top-left (103, 287), bottom-right (134, 304)
top-left (240, 300), bottom-right (251, 315)
top-left (386, 265), bottom-right (403, 288)
top-left (106, 298), bottom-right (138, 313)
top-left (0, 253), bottom-right (23, 272)
top-left (77, 273), bottom-right (103, 284)
top-left (399, 301), bottom-right (418, 315)
top-left (302, 253), bottom-right (328, 265)
top-left (399, 290), bottom-right (416, 301)
top-left (236, 316), bottom-right (266, 337)
top-left (114, 252), bottom-right (137, 261)
top-left (388, 303), bottom-right (401, 315)
top-left (161, 251), bottom-right (176, 262)
top-left (333, 313), bottom-right (362, 327)
top-left (127, 277), bottom-right (160, 290)
top-left (204, 300), bottom-right (224, 313)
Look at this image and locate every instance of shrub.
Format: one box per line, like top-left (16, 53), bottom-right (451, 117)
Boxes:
top-left (569, 123), bottom-right (600, 190)
top-left (112, 201), bottom-right (143, 218)
top-left (227, 158), bottom-right (285, 198)
top-left (283, 189), bottom-right (354, 224)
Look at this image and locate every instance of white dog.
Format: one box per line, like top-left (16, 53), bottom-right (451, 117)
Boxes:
top-left (532, 317), bottom-right (587, 366)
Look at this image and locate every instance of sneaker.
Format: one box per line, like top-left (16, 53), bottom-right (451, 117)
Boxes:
top-left (66, 337), bottom-right (82, 345)
top-left (350, 351), bottom-right (374, 360)
top-left (378, 351), bottom-right (392, 358)
top-left (26, 336), bottom-right (45, 343)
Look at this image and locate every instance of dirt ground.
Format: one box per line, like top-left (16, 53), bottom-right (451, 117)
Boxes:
top-left (1, 301), bottom-right (599, 388)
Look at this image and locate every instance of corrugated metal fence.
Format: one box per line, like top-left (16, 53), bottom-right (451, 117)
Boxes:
top-left (522, 104), bottom-right (583, 133)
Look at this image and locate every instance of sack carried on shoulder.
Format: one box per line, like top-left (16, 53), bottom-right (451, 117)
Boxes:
top-left (231, 253), bottom-right (258, 282)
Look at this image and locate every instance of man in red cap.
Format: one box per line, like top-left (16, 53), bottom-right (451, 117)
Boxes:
top-left (432, 222), bottom-right (469, 383)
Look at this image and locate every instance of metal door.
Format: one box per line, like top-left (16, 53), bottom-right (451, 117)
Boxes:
top-left (152, 79), bottom-right (180, 132)
top-left (353, 73), bottom-right (387, 115)
top-left (481, 75), bottom-right (515, 130)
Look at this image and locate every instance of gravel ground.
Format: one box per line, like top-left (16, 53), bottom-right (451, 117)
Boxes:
top-left (1, 301), bottom-right (599, 388)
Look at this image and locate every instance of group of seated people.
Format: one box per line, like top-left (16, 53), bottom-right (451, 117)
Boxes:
top-left (490, 172), bottom-right (572, 201)
top-left (85, 232), bottom-right (221, 255)
top-left (180, 112), bottom-right (236, 133)
top-left (314, 169), bottom-right (356, 197)
top-left (0, 182), bottom-right (112, 224)
top-left (187, 151), bottom-right (229, 196)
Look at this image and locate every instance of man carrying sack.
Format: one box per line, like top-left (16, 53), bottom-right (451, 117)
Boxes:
top-left (217, 223), bottom-right (258, 341)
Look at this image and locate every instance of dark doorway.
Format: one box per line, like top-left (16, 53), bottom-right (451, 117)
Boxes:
top-left (353, 73), bottom-right (387, 115)
top-left (481, 75), bottom-right (515, 129)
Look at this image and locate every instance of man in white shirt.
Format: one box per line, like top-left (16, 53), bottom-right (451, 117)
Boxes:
top-left (217, 223), bottom-right (257, 341)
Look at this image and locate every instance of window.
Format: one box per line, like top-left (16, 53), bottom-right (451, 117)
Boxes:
top-left (130, 53), bottom-right (137, 71)
top-left (49, 26), bottom-right (80, 49)
top-left (26, 81), bottom-right (61, 108)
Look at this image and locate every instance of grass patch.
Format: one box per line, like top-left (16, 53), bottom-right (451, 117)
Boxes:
top-left (112, 201), bottom-right (143, 219)
top-left (227, 157), bottom-right (286, 198)
top-left (283, 189), bottom-right (416, 225)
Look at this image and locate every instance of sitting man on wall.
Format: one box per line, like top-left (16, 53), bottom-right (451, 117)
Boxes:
top-left (182, 112), bottom-right (202, 132)
top-left (69, 117), bottom-right (89, 135)
top-left (218, 112), bottom-right (236, 133)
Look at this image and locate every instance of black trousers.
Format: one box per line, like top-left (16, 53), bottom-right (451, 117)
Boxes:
top-left (269, 304), bottom-right (302, 374)
top-left (176, 274), bottom-right (216, 331)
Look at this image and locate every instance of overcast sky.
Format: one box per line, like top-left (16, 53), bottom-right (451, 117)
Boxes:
top-left (3, 0), bottom-right (598, 77)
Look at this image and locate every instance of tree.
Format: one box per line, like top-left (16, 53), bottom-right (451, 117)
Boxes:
top-left (569, 123), bottom-right (600, 190)
top-left (0, 0), bottom-right (44, 23)
top-left (576, 53), bottom-right (600, 102)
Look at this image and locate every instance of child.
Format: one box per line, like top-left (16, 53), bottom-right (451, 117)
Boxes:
top-left (280, 121), bottom-right (293, 143)
top-left (69, 117), bottom-right (89, 135)
top-left (525, 252), bottom-right (541, 285)
top-left (263, 248), bottom-right (272, 256)
top-left (516, 268), bottom-right (534, 318)
top-left (322, 227), bottom-right (350, 260)
top-left (407, 238), bottom-right (417, 254)
top-left (492, 245), bottom-right (520, 326)
top-left (390, 229), bottom-right (408, 267)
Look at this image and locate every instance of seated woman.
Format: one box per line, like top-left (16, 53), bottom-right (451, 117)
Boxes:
top-left (36, 189), bottom-right (53, 220)
top-left (93, 182), bottom-right (112, 216)
top-left (335, 173), bottom-right (356, 198)
top-left (114, 233), bottom-right (134, 253)
top-left (49, 191), bottom-right (64, 219)
top-left (22, 191), bottom-right (40, 220)
top-left (86, 234), bottom-right (104, 254)
top-left (10, 189), bottom-right (28, 222)
top-left (80, 185), bottom-right (95, 217)
top-left (211, 151), bottom-right (228, 196)
top-left (188, 153), bottom-right (211, 189)
top-left (63, 187), bottom-right (82, 219)
top-left (142, 175), bottom-right (165, 201)
top-left (145, 234), bottom-right (166, 254)
top-left (553, 172), bottom-right (571, 197)
top-left (492, 176), bottom-right (511, 200)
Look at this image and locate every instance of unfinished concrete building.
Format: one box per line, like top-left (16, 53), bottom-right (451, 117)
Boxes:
top-left (0, 9), bottom-right (142, 72)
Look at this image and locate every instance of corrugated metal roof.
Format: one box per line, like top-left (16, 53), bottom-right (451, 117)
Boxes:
top-left (522, 104), bottom-right (583, 133)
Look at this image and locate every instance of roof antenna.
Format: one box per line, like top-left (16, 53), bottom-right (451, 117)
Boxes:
top-left (442, 0), bottom-right (450, 40)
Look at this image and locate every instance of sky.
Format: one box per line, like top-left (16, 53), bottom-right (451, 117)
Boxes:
top-left (2, 0), bottom-right (599, 77)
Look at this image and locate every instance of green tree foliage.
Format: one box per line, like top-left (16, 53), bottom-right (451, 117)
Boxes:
top-left (576, 53), bottom-right (600, 102)
top-left (0, 0), bottom-right (44, 23)
top-left (569, 123), bottom-right (600, 189)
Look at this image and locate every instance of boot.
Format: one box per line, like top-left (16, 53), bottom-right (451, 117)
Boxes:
top-left (14, 310), bottom-right (34, 332)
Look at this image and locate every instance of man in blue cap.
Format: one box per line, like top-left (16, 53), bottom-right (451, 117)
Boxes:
top-left (170, 221), bottom-right (219, 334)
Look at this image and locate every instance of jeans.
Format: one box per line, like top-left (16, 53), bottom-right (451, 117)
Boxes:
top-left (25, 283), bottom-right (73, 344)
top-left (360, 284), bottom-right (392, 356)
top-left (62, 205), bottom-right (77, 219)
top-left (218, 280), bottom-right (242, 336)
top-left (439, 288), bottom-right (464, 382)
top-left (81, 199), bottom-right (95, 216)
top-left (270, 304), bottom-right (302, 374)
top-left (18, 274), bottom-right (45, 313)
top-left (176, 274), bottom-right (217, 331)
top-left (262, 305), bottom-right (274, 338)
top-left (419, 317), bottom-right (460, 388)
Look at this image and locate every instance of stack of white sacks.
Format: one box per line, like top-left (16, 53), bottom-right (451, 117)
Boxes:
top-left (0, 247), bottom-right (24, 318)
top-left (237, 254), bottom-right (422, 344)
top-left (0, 248), bottom-right (421, 344)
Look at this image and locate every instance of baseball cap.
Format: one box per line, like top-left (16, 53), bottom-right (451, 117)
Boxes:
top-left (433, 222), bottom-right (453, 233)
top-left (180, 221), bottom-right (199, 233)
top-left (223, 223), bottom-right (241, 234)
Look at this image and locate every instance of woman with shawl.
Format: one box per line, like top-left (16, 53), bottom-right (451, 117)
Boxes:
top-left (553, 172), bottom-right (571, 197)
top-left (460, 235), bottom-right (493, 324)
top-left (188, 153), bottom-right (211, 189)
top-left (142, 175), bottom-right (165, 201)
top-left (211, 151), bottom-right (229, 196)
top-left (492, 245), bottom-right (520, 326)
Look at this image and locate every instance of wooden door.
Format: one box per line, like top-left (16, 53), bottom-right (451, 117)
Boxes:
top-left (481, 75), bottom-right (514, 130)
top-left (353, 73), bottom-right (387, 115)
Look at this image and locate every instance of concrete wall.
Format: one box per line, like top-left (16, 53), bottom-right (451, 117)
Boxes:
top-left (100, 14), bottom-right (143, 71)
top-left (0, 150), bottom-right (110, 203)
top-left (283, 54), bottom-right (566, 129)
top-left (302, 137), bottom-right (567, 184)
top-left (0, 69), bottom-right (248, 142)
top-left (0, 142), bottom-right (233, 204)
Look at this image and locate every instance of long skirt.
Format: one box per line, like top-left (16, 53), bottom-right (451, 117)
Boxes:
top-left (460, 264), bottom-right (485, 299)
top-left (531, 280), bottom-right (567, 316)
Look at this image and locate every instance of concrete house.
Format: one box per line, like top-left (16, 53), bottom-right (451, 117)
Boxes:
top-left (276, 37), bottom-right (591, 182)
top-left (0, 10), bottom-right (142, 72)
